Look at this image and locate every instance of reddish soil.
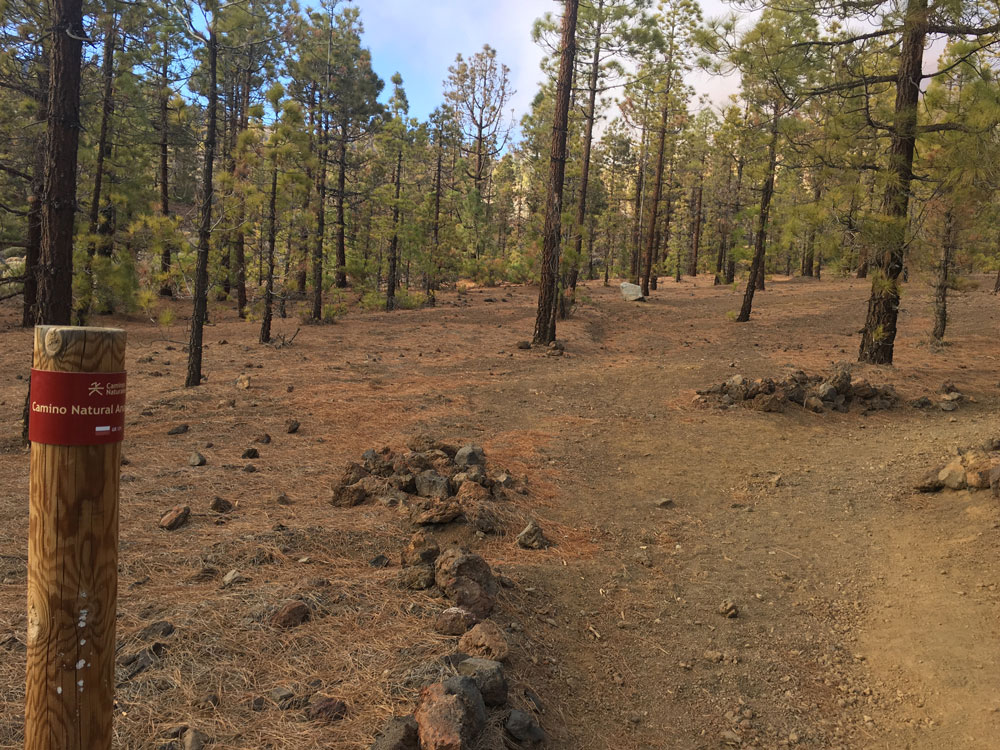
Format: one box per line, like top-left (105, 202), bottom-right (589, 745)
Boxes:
top-left (1, 274), bottom-right (998, 749)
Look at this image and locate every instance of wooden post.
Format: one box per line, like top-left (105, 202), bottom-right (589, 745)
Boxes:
top-left (26, 325), bottom-right (126, 750)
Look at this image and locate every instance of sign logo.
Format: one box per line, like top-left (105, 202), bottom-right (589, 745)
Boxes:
top-left (29, 369), bottom-right (127, 446)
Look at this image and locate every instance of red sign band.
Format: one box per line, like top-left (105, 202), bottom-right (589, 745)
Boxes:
top-left (29, 369), bottom-right (127, 446)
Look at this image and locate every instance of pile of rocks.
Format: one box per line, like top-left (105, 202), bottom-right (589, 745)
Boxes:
top-left (916, 440), bottom-right (1000, 496)
top-left (330, 437), bottom-right (522, 537)
top-left (909, 381), bottom-right (969, 412)
top-left (372, 538), bottom-right (544, 749)
top-left (696, 364), bottom-right (899, 415)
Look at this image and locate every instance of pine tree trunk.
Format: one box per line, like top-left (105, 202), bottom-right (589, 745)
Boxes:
top-left (312, 110), bottom-right (328, 320)
top-left (737, 110), bottom-right (779, 322)
top-left (36, 0), bottom-right (84, 325)
top-left (335, 116), bottom-right (348, 288)
top-left (631, 120), bottom-right (647, 285)
top-left (185, 28), bottom-right (217, 388)
top-left (77, 11), bottom-right (116, 323)
top-left (158, 57), bottom-right (173, 297)
top-left (641, 96), bottom-right (671, 297)
top-left (932, 207), bottom-right (955, 341)
top-left (24, 86), bottom-right (46, 326)
top-left (687, 160), bottom-right (704, 276)
top-left (260, 165), bottom-right (278, 344)
top-left (859, 0), bottom-right (927, 364)
top-left (386, 149), bottom-right (402, 311)
top-left (533, 0), bottom-right (578, 345)
top-left (563, 1), bottom-right (604, 317)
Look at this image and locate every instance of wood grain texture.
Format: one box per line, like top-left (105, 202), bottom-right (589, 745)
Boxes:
top-left (26, 325), bottom-right (125, 750)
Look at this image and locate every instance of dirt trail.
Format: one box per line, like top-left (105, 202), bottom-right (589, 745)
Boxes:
top-left (438, 277), bottom-right (1000, 748)
top-left (0, 276), bottom-right (997, 750)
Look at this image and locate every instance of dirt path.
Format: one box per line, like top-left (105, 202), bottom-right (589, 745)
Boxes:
top-left (1, 276), bottom-right (997, 749)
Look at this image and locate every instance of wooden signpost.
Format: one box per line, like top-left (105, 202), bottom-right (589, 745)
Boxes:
top-left (25, 325), bottom-right (126, 750)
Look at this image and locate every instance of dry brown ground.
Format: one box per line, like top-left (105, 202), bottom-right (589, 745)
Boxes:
top-left (1, 273), bottom-right (999, 750)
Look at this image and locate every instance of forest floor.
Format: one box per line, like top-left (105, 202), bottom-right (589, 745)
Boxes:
top-left (1, 274), bottom-right (999, 750)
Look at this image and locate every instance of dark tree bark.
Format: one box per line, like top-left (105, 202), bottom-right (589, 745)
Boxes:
top-left (533, 0), bottom-right (579, 345)
top-left (312, 108), bottom-right (328, 320)
top-left (687, 157), bottom-right (704, 277)
top-left (334, 116), bottom-right (349, 288)
top-left (385, 148), bottom-right (402, 311)
top-left (714, 161), bottom-right (733, 285)
top-left (158, 56), bottom-right (174, 297)
top-left (185, 28), bottom-right (217, 388)
top-left (563, 0), bottom-right (605, 316)
top-left (736, 109), bottom-right (780, 322)
top-left (77, 10), bottom-right (117, 323)
top-left (630, 120), bottom-right (647, 284)
top-left (858, 0), bottom-right (927, 364)
top-left (36, 0), bottom-right (85, 325)
top-left (260, 165), bottom-right (278, 344)
top-left (641, 97), bottom-right (671, 297)
top-left (932, 207), bottom-right (955, 341)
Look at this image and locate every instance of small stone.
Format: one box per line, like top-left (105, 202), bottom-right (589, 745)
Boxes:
top-left (914, 469), bottom-right (944, 493)
top-left (516, 520), bottom-right (549, 550)
top-left (402, 531), bottom-right (440, 567)
top-left (620, 282), bottom-right (644, 302)
top-left (369, 554), bottom-right (390, 568)
top-left (181, 729), bottom-right (210, 750)
top-left (370, 715), bottom-right (419, 750)
top-left (255, 433), bottom-right (272, 444)
top-left (718, 600), bottom-right (739, 618)
top-left (331, 483), bottom-right (368, 507)
top-left (195, 692), bottom-right (219, 709)
top-left (270, 686), bottom-right (295, 708)
top-left (243, 464), bottom-right (257, 473)
top-left (188, 452), bottom-right (207, 467)
top-left (457, 658), bottom-right (507, 707)
top-left (414, 500), bottom-right (463, 525)
top-left (159, 506), bottom-right (190, 531)
top-left (435, 547), bottom-right (498, 618)
top-left (221, 569), bottom-right (247, 588)
top-left (167, 424), bottom-right (189, 435)
top-left (242, 447), bottom-right (259, 459)
top-left (965, 463), bottom-right (993, 490)
top-left (285, 419), bottom-right (301, 434)
top-left (210, 496), bottom-right (233, 513)
top-left (307, 696), bottom-right (347, 723)
top-left (398, 566), bottom-right (435, 590)
top-left (454, 445), bottom-right (485, 468)
top-left (911, 396), bottom-right (933, 409)
top-left (415, 471), bottom-right (452, 500)
top-left (656, 498), bottom-right (675, 509)
top-left (938, 459), bottom-right (967, 490)
top-left (517, 341), bottom-right (531, 350)
top-left (804, 396), bottom-right (824, 413)
top-left (720, 729), bottom-right (742, 747)
top-left (435, 607), bottom-right (478, 636)
top-left (939, 400), bottom-right (959, 412)
top-left (458, 620), bottom-right (509, 662)
top-left (505, 709), bottom-right (545, 746)
top-left (704, 650), bottom-right (724, 663)
top-left (414, 681), bottom-right (483, 750)
top-left (816, 382), bottom-right (837, 401)
top-left (493, 472), bottom-right (515, 488)
top-left (271, 600), bottom-right (310, 628)
top-left (236, 374), bottom-right (251, 389)
top-left (990, 465), bottom-right (1000, 497)
top-left (275, 493), bottom-right (292, 506)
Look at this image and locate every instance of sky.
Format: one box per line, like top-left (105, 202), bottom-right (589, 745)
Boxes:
top-left (353, 0), bottom-right (738, 126)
